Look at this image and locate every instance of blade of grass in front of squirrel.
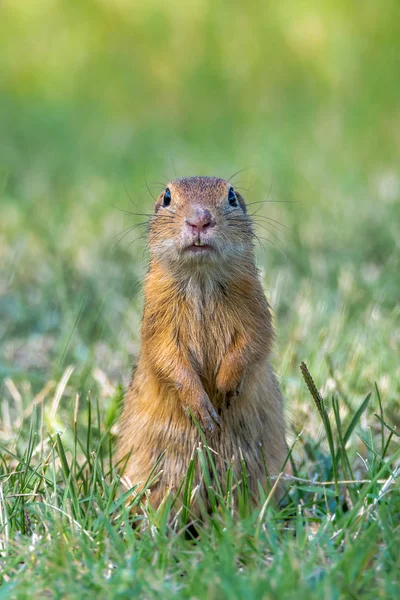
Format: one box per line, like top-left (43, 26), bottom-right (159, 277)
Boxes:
top-left (181, 457), bottom-right (195, 526)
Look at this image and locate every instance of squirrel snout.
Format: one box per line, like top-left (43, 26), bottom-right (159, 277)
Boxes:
top-left (185, 208), bottom-right (215, 235)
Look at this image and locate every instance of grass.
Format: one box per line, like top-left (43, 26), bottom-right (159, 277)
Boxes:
top-left (1, 0), bottom-right (400, 597)
top-left (0, 368), bottom-right (399, 598)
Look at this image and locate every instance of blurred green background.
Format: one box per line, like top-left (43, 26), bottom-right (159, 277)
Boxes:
top-left (1, 0), bottom-right (399, 434)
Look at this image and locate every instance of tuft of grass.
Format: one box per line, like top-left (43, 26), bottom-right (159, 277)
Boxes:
top-left (0, 370), bottom-right (399, 598)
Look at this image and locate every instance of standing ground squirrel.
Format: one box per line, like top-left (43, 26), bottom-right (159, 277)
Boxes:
top-left (117, 176), bottom-right (288, 509)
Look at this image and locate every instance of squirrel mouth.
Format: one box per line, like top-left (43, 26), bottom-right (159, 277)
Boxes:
top-left (185, 241), bottom-right (213, 253)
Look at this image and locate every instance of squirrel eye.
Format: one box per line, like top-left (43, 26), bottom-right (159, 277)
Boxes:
top-left (228, 186), bottom-right (238, 207)
top-left (162, 187), bottom-right (171, 207)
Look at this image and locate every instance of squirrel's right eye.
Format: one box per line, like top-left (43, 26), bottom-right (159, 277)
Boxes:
top-left (162, 188), bottom-right (172, 207)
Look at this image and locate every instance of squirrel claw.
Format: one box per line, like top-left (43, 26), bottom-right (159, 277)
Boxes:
top-left (203, 404), bottom-right (220, 433)
top-left (185, 395), bottom-right (220, 434)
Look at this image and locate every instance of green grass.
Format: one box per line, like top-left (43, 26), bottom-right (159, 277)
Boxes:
top-left (0, 372), bottom-right (399, 598)
top-left (1, 1), bottom-right (400, 597)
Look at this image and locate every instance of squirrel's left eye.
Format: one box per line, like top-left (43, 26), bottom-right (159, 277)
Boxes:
top-left (228, 187), bottom-right (238, 207)
top-left (162, 187), bottom-right (172, 207)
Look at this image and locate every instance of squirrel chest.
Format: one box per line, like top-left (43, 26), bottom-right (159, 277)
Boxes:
top-left (147, 277), bottom-right (245, 393)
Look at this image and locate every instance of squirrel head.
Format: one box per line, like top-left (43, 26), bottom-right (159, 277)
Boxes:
top-left (149, 176), bottom-right (255, 276)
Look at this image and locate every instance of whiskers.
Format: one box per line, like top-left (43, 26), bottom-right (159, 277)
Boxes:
top-left (225, 206), bottom-right (291, 261)
top-left (114, 221), bottom-right (149, 245)
top-left (112, 207), bottom-right (175, 254)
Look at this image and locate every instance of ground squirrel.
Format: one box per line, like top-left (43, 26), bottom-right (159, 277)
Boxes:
top-left (117, 176), bottom-right (287, 509)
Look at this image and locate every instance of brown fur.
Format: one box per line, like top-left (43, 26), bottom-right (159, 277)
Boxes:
top-left (117, 176), bottom-right (287, 509)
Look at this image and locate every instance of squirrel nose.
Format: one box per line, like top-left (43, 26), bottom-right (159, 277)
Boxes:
top-left (186, 208), bottom-right (215, 234)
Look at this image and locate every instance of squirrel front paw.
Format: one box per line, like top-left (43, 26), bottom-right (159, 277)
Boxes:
top-left (184, 393), bottom-right (220, 433)
top-left (225, 385), bottom-right (241, 408)
top-left (216, 368), bottom-right (245, 407)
